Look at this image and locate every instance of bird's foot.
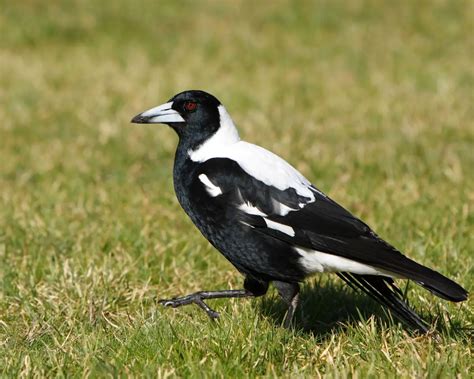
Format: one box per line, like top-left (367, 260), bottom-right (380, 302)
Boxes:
top-left (158, 293), bottom-right (220, 320)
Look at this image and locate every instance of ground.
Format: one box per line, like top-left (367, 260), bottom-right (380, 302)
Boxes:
top-left (0, 0), bottom-right (473, 377)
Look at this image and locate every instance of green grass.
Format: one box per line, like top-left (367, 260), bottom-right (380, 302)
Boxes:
top-left (1, 0), bottom-right (473, 377)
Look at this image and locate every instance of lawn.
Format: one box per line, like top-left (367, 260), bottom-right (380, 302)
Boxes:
top-left (0, 0), bottom-right (473, 377)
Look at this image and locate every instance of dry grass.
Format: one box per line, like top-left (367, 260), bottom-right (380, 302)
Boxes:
top-left (1, 0), bottom-right (473, 377)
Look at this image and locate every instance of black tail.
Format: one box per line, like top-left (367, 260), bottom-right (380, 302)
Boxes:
top-left (302, 228), bottom-right (469, 302)
top-left (337, 273), bottom-right (430, 333)
top-left (372, 255), bottom-right (469, 303)
top-left (365, 234), bottom-right (469, 302)
top-left (403, 261), bottom-right (468, 302)
top-left (353, 235), bottom-right (468, 302)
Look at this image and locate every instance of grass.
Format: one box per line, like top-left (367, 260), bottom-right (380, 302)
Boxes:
top-left (0, 0), bottom-right (473, 377)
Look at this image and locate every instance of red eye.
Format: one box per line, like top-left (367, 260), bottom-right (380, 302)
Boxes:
top-left (184, 101), bottom-right (197, 112)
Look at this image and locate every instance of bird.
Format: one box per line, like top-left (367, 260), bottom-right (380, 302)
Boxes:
top-left (131, 90), bottom-right (468, 332)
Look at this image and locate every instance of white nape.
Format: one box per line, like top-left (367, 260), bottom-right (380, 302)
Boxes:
top-left (189, 105), bottom-right (241, 162)
top-left (264, 219), bottom-right (295, 237)
top-left (198, 174), bottom-right (222, 197)
top-left (189, 105), bottom-right (315, 201)
top-left (295, 247), bottom-right (393, 276)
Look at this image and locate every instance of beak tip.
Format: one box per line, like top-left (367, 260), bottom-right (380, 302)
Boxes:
top-left (131, 114), bottom-right (146, 124)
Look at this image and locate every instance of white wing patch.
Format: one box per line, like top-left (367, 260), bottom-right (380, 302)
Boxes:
top-left (238, 202), bottom-right (267, 216)
top-left (264, 219), bottom-right (295, 237)
top-left (295, 247), bottom-right (394, 276)
top-left (271, 199), bottom-right (300, 216)
top-left (237, 201), bottom-right (295, 236)
top-left (188, 105), bottom-right (316, 201)
top-left (198, 174), bottom-right (222, 197)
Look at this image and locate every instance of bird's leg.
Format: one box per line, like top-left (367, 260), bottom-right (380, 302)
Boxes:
top-left (159, 289), bottom-right (251, 319)
top-left (159, 277), bottom-right (269, 320)
top-left (273, 281), bottom-right (300, 328)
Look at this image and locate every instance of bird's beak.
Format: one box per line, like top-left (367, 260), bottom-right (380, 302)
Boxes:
top-left (131, 102), bottom-right (185, 124)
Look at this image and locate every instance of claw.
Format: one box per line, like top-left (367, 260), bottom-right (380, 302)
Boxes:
top-left (158, 299), bottom-right (176, 307)
top-left (205, 308), bottom-right (221, 320)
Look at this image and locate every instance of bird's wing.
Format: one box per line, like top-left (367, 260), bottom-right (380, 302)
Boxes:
top-left (196, 157), bottom-right (399, 269)
top-left (195, 156), bottom-right (467, 302)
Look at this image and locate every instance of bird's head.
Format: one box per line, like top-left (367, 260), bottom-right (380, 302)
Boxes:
top-left (131, 90), bottom-right (238, 149)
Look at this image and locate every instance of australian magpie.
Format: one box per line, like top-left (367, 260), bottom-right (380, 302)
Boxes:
top-left (131, 90), bottom-right (468, 332)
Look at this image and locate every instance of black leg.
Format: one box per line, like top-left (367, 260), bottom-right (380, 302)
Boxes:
top-left (159, 277), bottom-right (269, 320)
top-left (273, 281), bottom-right (300, 328)
top-left (159, 289), bottom-right (251, 319)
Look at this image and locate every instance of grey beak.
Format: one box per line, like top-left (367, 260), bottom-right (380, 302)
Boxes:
top-left (131, 101), bottom-right (185, 124)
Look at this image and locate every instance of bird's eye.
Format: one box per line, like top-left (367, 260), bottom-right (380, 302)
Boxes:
top-left (183, 101), bottom-right (198, 112)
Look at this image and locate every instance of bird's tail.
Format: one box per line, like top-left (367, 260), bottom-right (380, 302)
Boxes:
top-left (412, 267), bottom-right (468, 302)
top-left (351, 231), bottom-right (469, 303)
top-left (305, 231), bottom-right (468, 303)
top-left (375, 255), bottom-right (468, 303)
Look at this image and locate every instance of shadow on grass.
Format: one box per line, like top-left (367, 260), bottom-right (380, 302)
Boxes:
top-left (258, 277), bottom-right (471, 340)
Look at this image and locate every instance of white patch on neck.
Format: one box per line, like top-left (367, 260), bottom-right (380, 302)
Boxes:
top-left (189, 105), bottom-right (240, 162)
top-left (198, 174), bottom-right (222, 197)
top-left (295, 247), bottom-right (394, 276)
